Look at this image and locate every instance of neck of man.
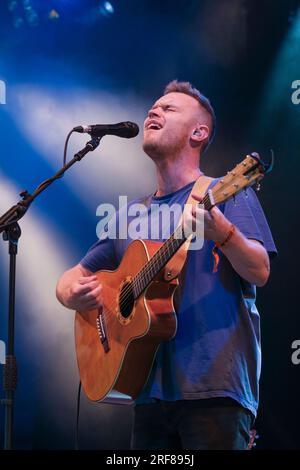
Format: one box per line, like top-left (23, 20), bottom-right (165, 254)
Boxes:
top-left (154, 153), bottom-right (203, 197)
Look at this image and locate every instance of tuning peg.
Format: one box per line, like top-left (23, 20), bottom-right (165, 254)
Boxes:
top-left (244, 188), bottom-right (248, 198)
top-left (255, 181), bottom-right (261, 191)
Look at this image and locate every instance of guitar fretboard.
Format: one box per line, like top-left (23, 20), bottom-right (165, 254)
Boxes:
top-left (132, 191), bottom-right (213, 298)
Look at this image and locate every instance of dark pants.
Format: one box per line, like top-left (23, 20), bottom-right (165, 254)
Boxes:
top-left (131, 398), bottom-right (254, 450)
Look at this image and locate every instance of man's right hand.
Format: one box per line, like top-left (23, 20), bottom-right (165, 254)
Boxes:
top-left (67, 275), bottom-right (103, 311)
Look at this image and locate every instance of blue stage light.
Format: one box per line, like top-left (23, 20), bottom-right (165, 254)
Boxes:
top-left (99, 1), bottom-right (114, 17)
top-left (7, 0), bottom-right (39, 28)
top-left (22, 0), bottom-right (39, 27)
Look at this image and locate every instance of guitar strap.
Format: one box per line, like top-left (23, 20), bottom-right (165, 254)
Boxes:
top-left (162, 174), bottom-right (214, 281)
top-left (185, 174), bottom-right (214, 207)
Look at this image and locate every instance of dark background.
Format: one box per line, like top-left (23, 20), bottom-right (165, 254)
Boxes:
top-left (0, 0), bottom-right (299, 449)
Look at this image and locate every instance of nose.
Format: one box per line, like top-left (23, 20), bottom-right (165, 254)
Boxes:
top-left (148, 107), bottom-right (161, 119)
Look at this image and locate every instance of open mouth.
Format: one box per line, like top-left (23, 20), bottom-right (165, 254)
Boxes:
top-left (146, 120), bottom-right (163, 131)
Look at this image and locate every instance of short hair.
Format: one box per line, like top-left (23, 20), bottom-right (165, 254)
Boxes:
top-left (164, 80), bottom-right (216, 153)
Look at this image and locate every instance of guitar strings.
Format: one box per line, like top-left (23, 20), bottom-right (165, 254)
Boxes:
top-left (100, 231), bottom-right (185, 326)
top-left (106, 192), bottom-right (212, 318)
top-left (97, 183), bottom-right (232, 324)
top-left (118, 200), bottom-right (204, 312)
top-left (130, 193), bottom-right (210, 293)
top-left (117, 174), bottom-right (252, 311)
top-left (118, 229), bottom-right (185, 314)
top-left (92, 165), bottom-right (255, 325)
top-left (117, 161), bottom-right (256, 311)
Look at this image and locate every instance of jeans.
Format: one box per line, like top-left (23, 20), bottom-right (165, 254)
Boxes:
top-left (131, 397), bottom-right (254, 450)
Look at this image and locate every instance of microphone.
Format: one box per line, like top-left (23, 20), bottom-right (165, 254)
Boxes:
top-left (73, 121), bottom-right (139, 139)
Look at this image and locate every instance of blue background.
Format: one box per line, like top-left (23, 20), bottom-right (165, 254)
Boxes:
top-left (0, 0), bottom-right (299, 449)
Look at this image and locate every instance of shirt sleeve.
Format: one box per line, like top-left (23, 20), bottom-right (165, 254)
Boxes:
top-left (222, 187), bottom-right (277, 259)
top-left (80, 212), bottom-right (120, 272)
top-left (80, 234), bottom-right (119, 273)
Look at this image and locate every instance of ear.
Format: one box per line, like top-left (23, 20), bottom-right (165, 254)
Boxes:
top-left (190, 124), bottom-right (210, 145)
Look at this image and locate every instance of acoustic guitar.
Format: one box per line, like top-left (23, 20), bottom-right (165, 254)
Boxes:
top-left (75, 152), bottom-right (272, 402)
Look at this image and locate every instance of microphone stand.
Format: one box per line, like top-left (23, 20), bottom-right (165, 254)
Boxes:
top-left (0, 136), bottom-right (101, 449)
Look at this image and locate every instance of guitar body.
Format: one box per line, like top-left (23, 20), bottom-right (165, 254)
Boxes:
top-left (75, 239), bottom-right (178, 402)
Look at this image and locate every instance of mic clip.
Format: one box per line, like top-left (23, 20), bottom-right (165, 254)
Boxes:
top-left (74, 136), bottom-right (101, 161)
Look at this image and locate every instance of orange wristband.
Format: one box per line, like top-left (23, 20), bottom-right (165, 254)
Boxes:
top-left (212, 224), bottom-right (236, 273)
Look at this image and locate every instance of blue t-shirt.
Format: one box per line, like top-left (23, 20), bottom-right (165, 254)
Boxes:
top-left (81, 180), bottom-right (277, 417)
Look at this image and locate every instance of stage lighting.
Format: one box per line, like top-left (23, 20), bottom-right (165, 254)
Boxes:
top-left (7, 0), bottom-right (24, 28)
top-left (7, 0), bottom-right (39, 28)
top-left (48, 9), bottom-right (60, 21)
top-left (99, 1), bottom-right (114, 17)
top-left (22, 0), bottom-right (39, 27)
top-left (7, 0), bottom-right (18, 12)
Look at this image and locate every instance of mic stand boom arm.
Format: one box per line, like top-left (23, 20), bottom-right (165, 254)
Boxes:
top-left (0, 136), bottom-right (101, 450)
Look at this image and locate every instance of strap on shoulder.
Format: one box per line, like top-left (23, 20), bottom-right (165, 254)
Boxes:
top-left (162, 174), bottom-right (213, 281)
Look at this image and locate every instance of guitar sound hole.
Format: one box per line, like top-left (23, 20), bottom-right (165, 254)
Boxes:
top-left (119, 282), bottom-right (134, 318)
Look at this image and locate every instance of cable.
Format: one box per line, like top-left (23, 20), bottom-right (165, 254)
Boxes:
top-left (63, 129), bottom-right (74, 166)
top-left (75, 380), bottom-right (82, 450)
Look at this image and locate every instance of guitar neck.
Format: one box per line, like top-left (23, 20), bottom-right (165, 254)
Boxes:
top-left (132, 191), bottom-right (214, 298)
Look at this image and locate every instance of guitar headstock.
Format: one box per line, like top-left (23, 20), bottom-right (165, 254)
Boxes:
top-left (210, 151), bottom-right (273, 206)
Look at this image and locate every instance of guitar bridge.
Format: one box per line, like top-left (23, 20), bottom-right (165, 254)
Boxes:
top-left (96, 309), bottom-right (110, 353)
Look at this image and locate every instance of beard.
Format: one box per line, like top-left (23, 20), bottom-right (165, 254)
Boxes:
top-left (143, 129), bottom-right (188, 161)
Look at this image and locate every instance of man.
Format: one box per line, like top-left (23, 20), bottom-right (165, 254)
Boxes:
top-left (56, 80), bottom-right (276, 450)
